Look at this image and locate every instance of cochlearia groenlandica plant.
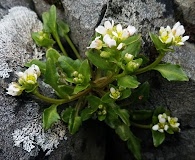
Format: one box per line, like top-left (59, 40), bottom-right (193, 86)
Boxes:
top-left (6, 5), bottom-right (190, 160)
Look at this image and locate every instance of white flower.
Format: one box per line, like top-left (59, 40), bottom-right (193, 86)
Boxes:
top-left (158, 113), bottom-right (167, 123)
top-left (17, 64), bottom-right (40, 85)
top-left (28, 64), bottom-right (41, 77)
top-left (152, 123), bottom-right (169, 133)
top-left (103, 34), bottom-right (117, 48)
top-left (127, 25), bottom-right (137, 36)
top-left (167, 116), bottom-right (180, 128)
top-left (87, 36), bottom-right (103, 50)
top-left (159, 22), bottom-right (189, 45)
top-left (95, 20), bottom-right (114, 35)
top-left (159, 26), bottom-right (173, 44)
top-left (6, 82), bottom-right (24, 96)
top-left (109, 87), bottom-right (121, 99)
top-left (112, 24), bottom-right (137, 40)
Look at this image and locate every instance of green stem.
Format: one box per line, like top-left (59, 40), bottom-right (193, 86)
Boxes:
top-left (64, 34), bottom-right (81, 60)
top-left (32, 89), bottom-right (67, 104)
top-left (32, 87), bottom-right (91, 104)
top-left (131, 121), bottom-right (152, 129)
top-left (53, 32), bottom-right (68, 56)
top-left (135, 53), bottom-right (165, 75)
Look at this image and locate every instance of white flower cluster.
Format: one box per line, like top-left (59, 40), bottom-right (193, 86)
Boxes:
top-left (6, 64), bottom-right (40, 96)
top-left (152, 113), bottom-right (180, 133)
top-left (12, 119), bottom-right (67, 156)
top-left (159, 22), bottom-right (189, 46)
top-left (87, 20), bottom-right (136, 50)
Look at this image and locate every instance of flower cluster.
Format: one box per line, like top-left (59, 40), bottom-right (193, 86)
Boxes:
top-left (159, 21), bottom-right (189, 46)
top-left (88, 20), bottom-right (136, 51)
top-left (152, 113), bottom-right (180, 133)
top-left (6, 64), bottom-right (40, 96)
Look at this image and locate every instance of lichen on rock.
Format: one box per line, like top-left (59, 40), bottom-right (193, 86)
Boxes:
top-left (0, 6), bottom-right (43, 79)
top-left (12, 119), bottom-right (67, 156)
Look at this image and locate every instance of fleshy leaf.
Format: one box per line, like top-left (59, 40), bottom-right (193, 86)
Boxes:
top-left (117, 75), bottom-right (140, 89)
top-left (153, 63), bottom-right (189, 81)
top-left (115, 108), bottom-right (130, 126)
top-left (130, 81), bottom-right (150, 104)
top-left (122, 34), bottom-right (141, 57)
top-left (58, 56), bottom-right (81, 77)
top-left (115, 124), bottom-right (131, 141)
top-left (81, 95), bottom-right (101, 121)
top-left (130, 110), bottom-right (153, 121)
top-left (73, 84), bottom-right (89, 94)
top-left (105, 105), bottom-right (120, 129)
top-left (78, 59), bottom-right (91, 85)
top-left (61, 107), bottom-right (74, 123)
top-left (45, 48), bottom-right (68, 98)
top-left (68, 109), bottom-right (82, 134)
top-left (57, 19), bottom-right (70, 37)
top-left (152, 130), bottom-right (165, 147)
top-left (86, 49), bottom-right (113, 70)
top-left (127, 131), bottom-right (142, 160)
top-left (43, 104), bottom-right (60, 130)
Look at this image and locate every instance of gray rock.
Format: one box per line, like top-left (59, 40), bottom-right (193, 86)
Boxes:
top-left (0, 0), bottom-right (34, 19)
top-left (0, 5), bottom-right (106, 160)
top-left (174, 0), bottom-right (195, 25)
top-left (163, 42), bottom-right (195, 81)
top-left (0, 6), bottom-right (43, 160)
top-left (61, 0), bottom-right (108, 56)
top-left (33, 0), bottom-right (65, 21)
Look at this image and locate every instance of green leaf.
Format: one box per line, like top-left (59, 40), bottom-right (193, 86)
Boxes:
top-left (48, 5), bottom-right (57, 32)
top-left (122, 34), bottom-right (141, 57)
top-left (58, 56), bottom-right (81, 77)
top-left (43, 104), bottom-right (60, 130)
top-left (101, 92), bottom-right (115, 103)
top-left (122, 34), bottom-right (141, 45)
top-left (73, 84), bottom-right (89, 94)
top-left (57, 19), bottom-right (70, 37)
top-left (130, 81), bottom-right (150, 104)
top-left (115, 124), bottom-right (131, 141)
top-left (105, 105), bottom-right (120, 129)
top-left (117, 75), bottom-right (140, 89)
top-left (25, 59), bottom-right (46, 75)
top-left (81, 95), bottom-right (101, 121)
top-left (152, 130), bottom-right (165, 147)
top-left (131, 110), bottom-right (153, 121)
top-left (68, 109), bottom-right (82, 134)
top-left (61, 107), bottom-right (73, 123)
top-left (119, 88), bottom-right (131, 100)
top-left (115, 108), bottom-right (130, 126)
top-left (45, 48), bottom-right (68, 98)
top-left (79, 59), bottom-right (91, 84)
top-left (127, 131), bottom-right (142, 160)
top-left (86, 49), bottom-right (113, 70)
top-left (153, 63), bottom-right (189, 81)
top-left (42, 11), bottom-right (50, 32)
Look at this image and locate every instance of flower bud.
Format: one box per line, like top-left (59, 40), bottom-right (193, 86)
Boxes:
top-left (100, 51), bottom-right (112, 58)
